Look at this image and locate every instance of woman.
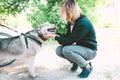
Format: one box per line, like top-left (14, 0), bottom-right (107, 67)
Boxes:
top-left (44, 0), bottom-right (97, 78)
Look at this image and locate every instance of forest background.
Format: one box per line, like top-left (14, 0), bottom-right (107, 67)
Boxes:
top-left (0, 0), bottom-right (120, 35)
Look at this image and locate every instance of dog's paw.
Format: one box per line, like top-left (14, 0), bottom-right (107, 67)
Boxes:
top-left (30, 73), bottom-right (37, 78)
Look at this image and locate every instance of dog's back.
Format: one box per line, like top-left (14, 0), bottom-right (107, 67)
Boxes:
top-left (0, 36), bottom-right (27, 58)
top-left (0, 36), bottom-right (19, 49)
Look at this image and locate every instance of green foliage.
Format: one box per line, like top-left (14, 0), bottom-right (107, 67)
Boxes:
top-left (103, 22), bottom-right (111, 28)
top-left (27, 0), bottom-right (67, 35)
top-left (78, 0), bottom-right (96, 13)
top-left (0, 0), bottom-right (29, 27)
top-left (1, 0), bottom-right (119, 31)
top-left (0, 0), bottom-right (29, 15)
top-left (77, 0), bottom-right (97, 24)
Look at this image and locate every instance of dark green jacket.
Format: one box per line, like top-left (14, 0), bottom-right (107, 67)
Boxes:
top-left (55, 15), bottom-right (97, 51)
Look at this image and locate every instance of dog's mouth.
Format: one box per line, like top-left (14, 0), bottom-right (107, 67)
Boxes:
top-left (47, 27), bottom-right (56, 32)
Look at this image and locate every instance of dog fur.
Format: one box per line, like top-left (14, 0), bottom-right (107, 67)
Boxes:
top-left (0, 22), bottom-right (55, 78)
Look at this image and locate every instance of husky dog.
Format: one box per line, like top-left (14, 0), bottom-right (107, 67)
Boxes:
top-left (0, 22), bottom-right (56, 78)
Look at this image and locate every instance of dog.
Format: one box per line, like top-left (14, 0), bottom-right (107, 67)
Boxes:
top-left (0, 22), bottom-right (56, 78)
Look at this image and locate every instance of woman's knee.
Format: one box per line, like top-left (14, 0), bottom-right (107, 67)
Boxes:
top-left (62, 46), bottom-right (73, 56)
top-left (55, 46), bottom-right (64, 57)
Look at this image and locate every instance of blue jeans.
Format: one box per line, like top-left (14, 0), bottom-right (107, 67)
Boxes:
top-left (56, 45), bottom-right (97, 67)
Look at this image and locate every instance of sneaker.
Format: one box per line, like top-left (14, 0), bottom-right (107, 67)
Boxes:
top-left (71, 63), bottom-right (78, 72)
top-left (78, 62), bottom-right (93, 78)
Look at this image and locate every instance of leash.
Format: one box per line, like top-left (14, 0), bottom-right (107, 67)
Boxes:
top-left (0, 24), bottom-right (29, 48)
top-left (0, 24), bottom-right (18, 33)
top-left (0, 24), bottom-right (43, 48)
top-left (21, 32), bottom-right (43, 48)
top-left (0, 59), bottom-right (16, 67)
top-left (0, 24), bottom-right (30, 48)
top-left (21, 33), bottom-right (29, 48)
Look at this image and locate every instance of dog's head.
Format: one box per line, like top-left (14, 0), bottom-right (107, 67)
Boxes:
top-left (36, 22), bottom-right (56, 36)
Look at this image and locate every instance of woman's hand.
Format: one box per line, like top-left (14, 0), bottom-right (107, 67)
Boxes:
top-left (43, 33), bottom-right (56, 39)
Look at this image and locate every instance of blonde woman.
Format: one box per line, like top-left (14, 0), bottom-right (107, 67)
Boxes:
top-left (44, 0), bottom-right (97, 78)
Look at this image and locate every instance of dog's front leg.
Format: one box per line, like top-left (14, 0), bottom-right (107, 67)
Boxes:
top-left (28, 55), bottom-right (37, 78)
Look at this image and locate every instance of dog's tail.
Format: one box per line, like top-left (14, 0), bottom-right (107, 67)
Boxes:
top-left (0, 59), bottom-right (16, 67)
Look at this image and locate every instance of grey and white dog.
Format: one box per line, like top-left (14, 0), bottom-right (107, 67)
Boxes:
top-left (0, 22), bottom-right (56, 78)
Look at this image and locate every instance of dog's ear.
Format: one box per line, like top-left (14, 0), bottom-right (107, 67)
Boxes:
top-left (35, 26), bottom-right (41, 35)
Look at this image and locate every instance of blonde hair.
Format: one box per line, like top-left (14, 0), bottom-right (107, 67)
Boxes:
top-left (60, 0), bottom-right (82, 24)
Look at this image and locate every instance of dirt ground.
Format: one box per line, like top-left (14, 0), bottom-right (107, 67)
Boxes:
top-left (0, 28), bottom-right (120, 80)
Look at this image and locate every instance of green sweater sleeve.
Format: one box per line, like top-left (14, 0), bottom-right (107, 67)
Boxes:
top-left (55, 22), bottom-right (90, 45)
